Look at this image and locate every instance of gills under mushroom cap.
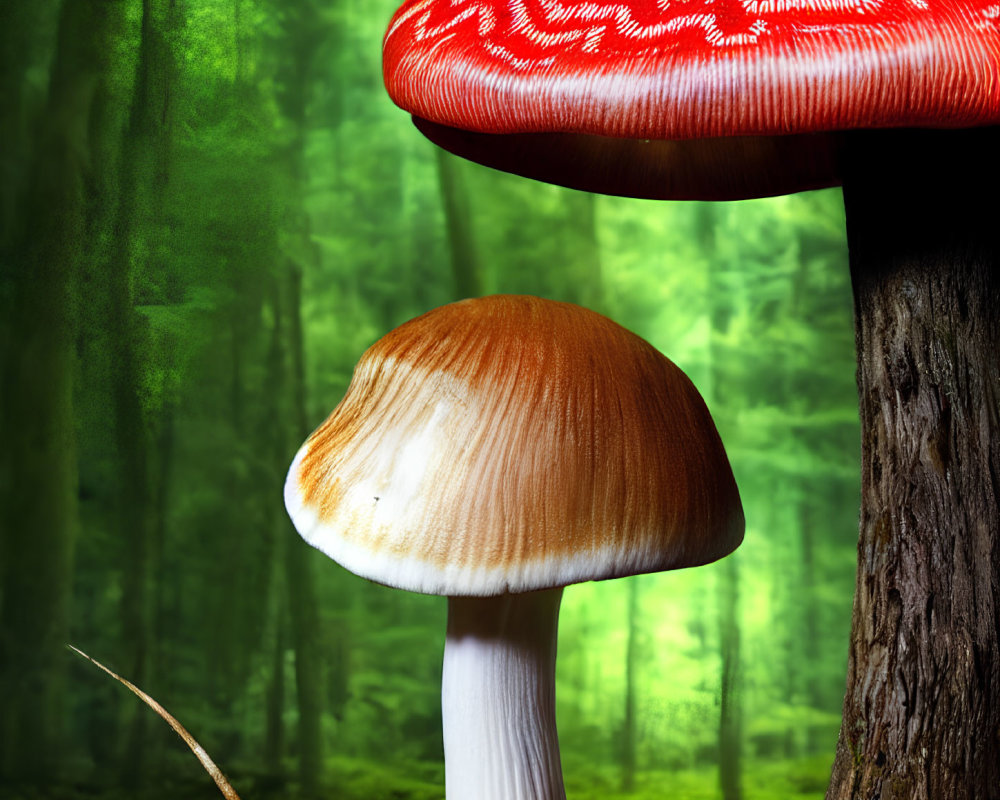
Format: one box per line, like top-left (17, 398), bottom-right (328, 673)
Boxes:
top-left (285, 295), bottom-right (743, 596)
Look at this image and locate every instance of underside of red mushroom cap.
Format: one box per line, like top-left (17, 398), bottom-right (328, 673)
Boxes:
top-left (383, 0), bottom-right (1000, 199)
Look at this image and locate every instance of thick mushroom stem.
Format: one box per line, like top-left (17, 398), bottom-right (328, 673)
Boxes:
top-left (443, 588), bottom-right (566, 800)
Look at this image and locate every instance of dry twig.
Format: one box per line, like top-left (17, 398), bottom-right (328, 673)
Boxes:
top-left (68, 644), bottom-right (241, 800)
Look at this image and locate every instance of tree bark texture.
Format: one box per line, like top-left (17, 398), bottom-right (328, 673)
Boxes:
top-left (827, 128), bottom-right (1000, 800)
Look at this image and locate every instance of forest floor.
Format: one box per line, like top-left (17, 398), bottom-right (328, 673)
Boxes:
top-left (0, 753), bottom-right (830, 799)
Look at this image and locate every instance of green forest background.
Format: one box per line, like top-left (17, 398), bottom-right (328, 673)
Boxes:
top-left (0, 1), bottom-right (861, 798)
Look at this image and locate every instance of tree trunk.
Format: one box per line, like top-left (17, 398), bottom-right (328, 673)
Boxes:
top-left (0, 0), bottom-right (117, 783)
top-left (797, 480), bottom-right (824, 751)
top-left (269, 2), bottom-right (328, 782)
top-left (699, 200), bottom-right (744, 799)
top-left (263, 282), bottom-right (290, 784)
top-left (561, 192), bottom-right (603, 310)
top-left (435, 147), bottom-right (482, 299)
top-left (110, 0), bottom-right (174, 785)
top-left (0, 1), bottom-right (59, 246)
top-left (826, 127), bottom-right (1000, 800)
top-left (620, 578), bottom-right (639, 792)
top-left (719, 555), bottom-right (742, 800)
top-left (264, 598), bottom-right (287, 775)
top-left (286, 262), bottom-right (324, 797)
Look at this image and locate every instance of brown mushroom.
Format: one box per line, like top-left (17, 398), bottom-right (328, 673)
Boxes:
top-left (285, 295), bottom-right (743, 799)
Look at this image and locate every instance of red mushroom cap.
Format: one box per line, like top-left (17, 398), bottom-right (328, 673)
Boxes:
top-left (383, 0), bottom-right (1000, 198)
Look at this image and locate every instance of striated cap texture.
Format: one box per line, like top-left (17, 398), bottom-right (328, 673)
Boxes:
top-left (384, 0), bottom-right (1000, 140)
top-left (383, 0), bottom-right (1000, 199)
top-left (285, 295), bottom-right (744, 596)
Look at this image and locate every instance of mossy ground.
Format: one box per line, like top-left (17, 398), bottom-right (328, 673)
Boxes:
top-left (0, 753), bottom-right (832, 800)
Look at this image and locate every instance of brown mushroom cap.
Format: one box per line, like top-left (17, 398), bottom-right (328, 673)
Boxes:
top-left (285, 295), bottom-right (744, 595)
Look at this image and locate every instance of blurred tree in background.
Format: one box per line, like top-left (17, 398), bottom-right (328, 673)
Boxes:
top-left (0, 0), bottom-right (857, 798)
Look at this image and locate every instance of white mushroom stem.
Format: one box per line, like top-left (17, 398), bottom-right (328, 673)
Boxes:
top-left (442, 588), bottom-right (566, 800)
